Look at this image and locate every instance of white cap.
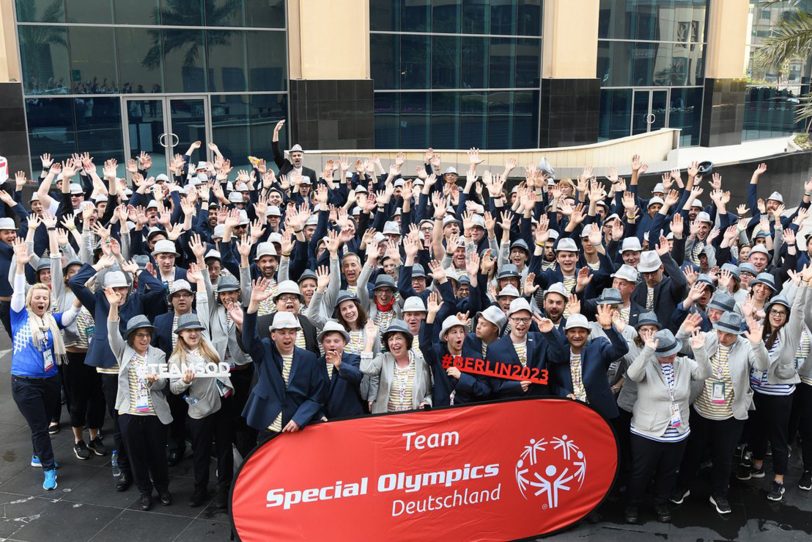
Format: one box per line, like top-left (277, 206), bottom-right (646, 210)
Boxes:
top-left (270, 312), bottom-right (301, 331)
top-left (255, 242), bottom-right (278, 259)
top-left (444, 166), bottom-right (458, 175)
top-left (151, 239), bottom-right (178, 256)
top-left (507, 298), bottom-right (533, 317)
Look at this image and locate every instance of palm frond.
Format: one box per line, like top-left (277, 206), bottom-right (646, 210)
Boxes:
top-left (756, 10), bottom-right (812, 68)
top-left (793, 93), bottom-right (812, 122)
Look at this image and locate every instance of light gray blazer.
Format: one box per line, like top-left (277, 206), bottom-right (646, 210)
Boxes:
top-left (203, 267), bottom-right (252, 366)
top-left (627, 344), bottom-right (711, 439)
top-left (168, 338), bottom-right (232, 420)
top-left (108, 319), bottom-right (173, 425)
top-left (360, 350), bottom-right (433, 414)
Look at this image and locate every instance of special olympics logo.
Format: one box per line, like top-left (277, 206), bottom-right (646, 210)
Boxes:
top-left (515, 435), bottom-right (587, 510)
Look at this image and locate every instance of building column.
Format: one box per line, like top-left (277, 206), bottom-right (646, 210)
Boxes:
top-left (539, 0), bottom-right (601, 148)
top-left (0, 0), bottom-right (29, 176)
top-left (700, 0), bottom-right (749, 147)
top-left (286, 0), bottom-right (374, 150)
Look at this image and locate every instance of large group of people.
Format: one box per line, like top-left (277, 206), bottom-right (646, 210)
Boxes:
top-left (3, 118), bottom-right (812, 525)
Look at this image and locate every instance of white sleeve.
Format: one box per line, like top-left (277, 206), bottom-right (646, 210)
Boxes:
top-left (11, 271), bottom-right (27, 312)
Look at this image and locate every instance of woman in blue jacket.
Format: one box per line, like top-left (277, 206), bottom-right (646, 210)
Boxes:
top-left (9, 240), bottom-right (79, 490)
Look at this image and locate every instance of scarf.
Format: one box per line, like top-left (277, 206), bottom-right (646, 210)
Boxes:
top-left (28, 308), bottom-right (67, 365)
top-left (376, 298), bottom-right (396, 313)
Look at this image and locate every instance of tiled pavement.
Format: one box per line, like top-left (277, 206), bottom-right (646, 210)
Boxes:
top-left (0, 328), bottom-right (811, 541)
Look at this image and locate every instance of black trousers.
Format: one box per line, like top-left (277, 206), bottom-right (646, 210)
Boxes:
top-left (613, 408), bottom-right (633, 488)
top-left (100, 373), bottom-right (131, 477)
top-left (628, 433), bottom-right (688, 506)
top-left (166, 392), bottom-right (188, 454)
top-left (11, 375), bottom-right (60, 469)
top-left (678, 408), bottom-right (744, 499)
top-left (0, 299), bottom-right (11, 339)
top-left (187, 397), bottom-right (235, 490)
top-left (230, 367), bottom-right (257, 458)
top-left (63, 352), bottom-right (105, 430)
top-left (119, 414), bottom-right (169, 496)
top-left (750, 391), bottom-right (793, 475)
top-left (792, 382), bottom-right (812, 471)
top-left (51, 364), bottom-right (65, 424)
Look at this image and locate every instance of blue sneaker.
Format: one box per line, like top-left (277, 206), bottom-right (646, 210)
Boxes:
top-left (31, 456), bottom-right (59, 469)
top-left (42, 469), bottom-right (57, 490)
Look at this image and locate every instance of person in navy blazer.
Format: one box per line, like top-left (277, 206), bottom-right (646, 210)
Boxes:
top-left (316, 320), bottom-right (365, 420)
top-left (420, 292), bottom-right (492, 407)
top-left (550, 306), bottom-right (629, 420)
top-left (241, 278), bottom-right (324, 443)
top-left (485, 298), bottom-right (565, 399)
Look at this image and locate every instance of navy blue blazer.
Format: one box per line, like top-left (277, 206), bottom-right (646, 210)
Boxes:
top-left (69, 264), bottom-right (165, 368)
top-left (318, 352), bottom-right (365, 420)
top-left (549, 325), bottom-right (629, 419)
top-left (485, 329), bottom-right (566, 398)
top-left (419, 322), bottom-right (492, 407)
top-left (241, 311), bottom-right (325, 432)
top-left (151, 309), bottom-right (203, 358)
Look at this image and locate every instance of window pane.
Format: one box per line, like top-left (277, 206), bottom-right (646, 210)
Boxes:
top-left (401, 34), bottom-right (430, 90)
top-left (598, 89), bottom-right (632, 141)
top-left (491, 0), bottom-right (515, 34)
top-left (19, 26), bottom-right (70, 94)
top-left (486, 91), bottom-right (512, 148)
top-left (246, 31), bottom-right (287, 91)
top-left (515, 38), bottom-right (541, 87)
top-left (207, 29), bottom-right (247, 92)
top-left (432, 0), bottom-right (460, 33)
top-left (430, 92), bottom-right (457, 148)
top-left (599, 0), bottom-right (708, 42)
top-left (400, 92), bottom-right (428, 148)
top-left (517, 0), bottom-right (542, 36)
top-left (489, 38), bottom-right (513, 88)
top-left (157, 29), bottom-right (207, 92)
top-left (510, 90), bottom-right (538, 148)
top-left (459, 92), bottom-right (485, 147)
top-left (244, 0), bottom-right (285, 28)
top-left (206, 0), bottom-right (243, 26)
top-left (76, 97), bottom-right (123, 160)
top-left (460, 37), bottom-right (486, 89)
top-left (160, 0), bottom-right (203, 25)
top-left (371, 33), bottom-right (398, 90)
top-left (598, 41), bottom-right (703, 87)
top-left (26, 98), bottom-right (75, 158)
top-left (15, 0), bottom-right (66, 22)
top-left (68, 26), bottom-right (117, 93)
top-left (211, 93), bottom-right (249, 167)
top-left (374, 93), bottom-right (399, 148)
top-left (250, 93), bottom-right (286, 166)
top-left (116, 27), bottom-right (164, 93)
top-left (65, 0), bottom-right (113, 23)
top-left (668, 87), bottom-right (702, 146)
top-left (461, 0), bottom-right (487, 34)
top-left (432, 36), bottom-right (460, 89)
top-left (113, 0), bottom-right (159, 24)
top-left (402, 0), bottom-right (430, 32)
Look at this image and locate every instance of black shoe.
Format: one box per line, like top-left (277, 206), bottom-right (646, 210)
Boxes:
top-left (140, 494), bottom-right (152, 511)
top-left (73, 440), bottom-right (91, 460)
top-left (669, 488), bottom-right (690, 505)
top-left (48, 422), bottom-right (60, 435)
top-left (655, 503), bottom-right (671, 523)
top-left (736, 464), bottom-right (752, 480)
top-left (167, 449), bottom-right (184, 467)
top-left (116, 473), bottom-right (132, 492)
top-left (767, 481), bottom-right (785, 502)
top-left (189, 488), bottom-right (209, 508)
top-left (158, 490), bottom-right (172, 506)
top-left (709, 495), bottom-right (732, 515)
top-left (799, 470), bottom-right (812, 491)
top-left (624, 505), bottom-right (639, 524)
top-left (87, 437), bottom-right (108, 456)
top-left (214, 484), bottom-right (229, 510)
top-left (750, 466), bottom-right (766, 479)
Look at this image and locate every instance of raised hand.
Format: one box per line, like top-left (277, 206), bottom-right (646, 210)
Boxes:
top-left (250, 277), bottom-right (274, 304)
top-left (186, 262), bottom-right (204, 283)
top-left (596, 304), bottom-right (614, 329)
top-left (427, 259), bottom-right (446, 283)
top-left (689, 329), bottom-right (705, 349)
top-left (567, 293), bottom-right (581, 315)
top-left (427, 290), bottom-right (443, 315)
top-left (103, 286), bottom-right (123, 307)
top-left (12, 238), bottom-right (29, 265)
top-left (745, 318), bottom-right (763, 345)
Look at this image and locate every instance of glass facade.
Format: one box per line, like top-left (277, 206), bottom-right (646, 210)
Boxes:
top-left (597, 0), bottom-right (708, 146)
top-left (370, 0), bottom-right (542, 149)
top-left (743, 0), bottom-right (812, 140)
top-left (16, 0), bottom-right (287, 172)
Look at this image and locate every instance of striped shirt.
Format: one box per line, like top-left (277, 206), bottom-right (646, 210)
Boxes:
top-left (257, 281), bottom-right (279, 316)
top-left (387, 359), bottom-right (415, 412)
top-left (69, 306), bottom-right (94, 350)
top-left (797, 330), bottom-right (812, 386)
top-left (645, 287), bottom-right (655, 311)
top-left (127, 353), bottom-right (155, 416)
top-left (373, 309), bottom-right (396, 332)
top-left (562, 276), bottom-right (576, 317)
top-left (171, 314), bottom-right (179, 349)
top-left (514, 341), bottom-right (528, 367)
top-left (632, 362), bottom-right (690, 442)
top-left (268, 353), bottom-right (293, 432)
top-left (695, 345), bottom-right (734, 420)
top-left (346, 329), bottom-right (364, 354)
top-left (619, 305), bottom-right (631, 325)
top-left (751, 336), bottom-right (795, 396)
top-left (570, 353), bottom-right (587, 402)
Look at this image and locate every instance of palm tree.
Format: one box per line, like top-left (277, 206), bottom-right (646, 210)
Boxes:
top-left (142, 0), bottom-right (240, 69)
top-left (756, 1), bottom-right (812, 128)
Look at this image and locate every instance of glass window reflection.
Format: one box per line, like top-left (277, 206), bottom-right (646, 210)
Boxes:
top-left (157, 28), bottom-right (207, 93)
top-left (207, 29), bottom-right (247, 92)
top-left (68, 26), bottom-right (117, 94)
top-left (19, 26), bottom-right (70, 95)
top-left (16, 0), bottom-right (66, 22)
top-left (116, 27), bottom-right (164, 93)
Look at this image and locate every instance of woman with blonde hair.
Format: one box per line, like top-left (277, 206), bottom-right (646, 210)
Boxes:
top-left (9, 240), bottom-right (79, 490)
top-left (168, 314), bottom-right (235, 509)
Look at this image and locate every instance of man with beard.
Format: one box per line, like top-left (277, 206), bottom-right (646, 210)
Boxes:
top-left (271, 120), bottom-right (318, 182)
top-left (240, 241), bottom-right (278, 316)
top-left (632, 242), bottom-right (689, 332)
top-left (541, 282), bottom-right (569, 331)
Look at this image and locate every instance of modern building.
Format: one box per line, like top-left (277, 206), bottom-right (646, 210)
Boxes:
top-left (0, 0), bottom-right (807, 175)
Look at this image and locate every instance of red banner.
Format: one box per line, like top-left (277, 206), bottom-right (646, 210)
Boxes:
top-left (231, 399), bottom-right (617, 542)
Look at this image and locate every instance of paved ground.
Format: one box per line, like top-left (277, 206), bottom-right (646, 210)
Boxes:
top-left (0, 327), bottom-right (810, 541)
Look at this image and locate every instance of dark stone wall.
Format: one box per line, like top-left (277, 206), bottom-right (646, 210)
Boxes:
top-left (539, 78), bottom-right (601, 148)
top-left (289, 79), bottom-right (374, 150)
top-left (700, 78), bottom-right (747, 148)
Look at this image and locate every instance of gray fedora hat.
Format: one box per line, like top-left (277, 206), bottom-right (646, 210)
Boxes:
top-left (439, 315), bottom-right (466, 342)
top-left (174, 313), bottom-right (205, 334)
top-left (713, 311), bottom-right (744, 335)
top-left (478, 306), bottom-right (507, 332)
top-left (372, 274), bottom-right (397, 291)
top-left (297, 269), bottom-right (317, 284)
top-left (497, 264), bottom-right (520, 280)
top-left (381, 320), bottom-right (413, 349)
top-left (708, 291), bottom-right (736, 313)
top-left (215, 274), bottom-right (240, 293)
top-left (751, 272), bottom-right (777, 292)
top-left (318, 320), bottom-right (350, 343)
top-left (335, 290), bottom-right (359, 307)
top-left (411, 263), bottom-right (427, 279)
top-left (596, 288), bottom-right (622, 305)
top-left (635, 311), bottom-right (661, 330)
top-left (124, 315), bottom-right (155, 337)
top-left (766, 294), bottom-right (791, 313)
top-left (654, 329), bottom-right (681, 357)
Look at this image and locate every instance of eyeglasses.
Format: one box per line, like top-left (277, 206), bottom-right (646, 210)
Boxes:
top-left (277, 294), bottom-right (299, 302)
top-left (133, 332), bottom-right (151, 338)
top-left (769, 309), bottom-right (787, 316)
top-left (510, 317), bottom-right (531, 324)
